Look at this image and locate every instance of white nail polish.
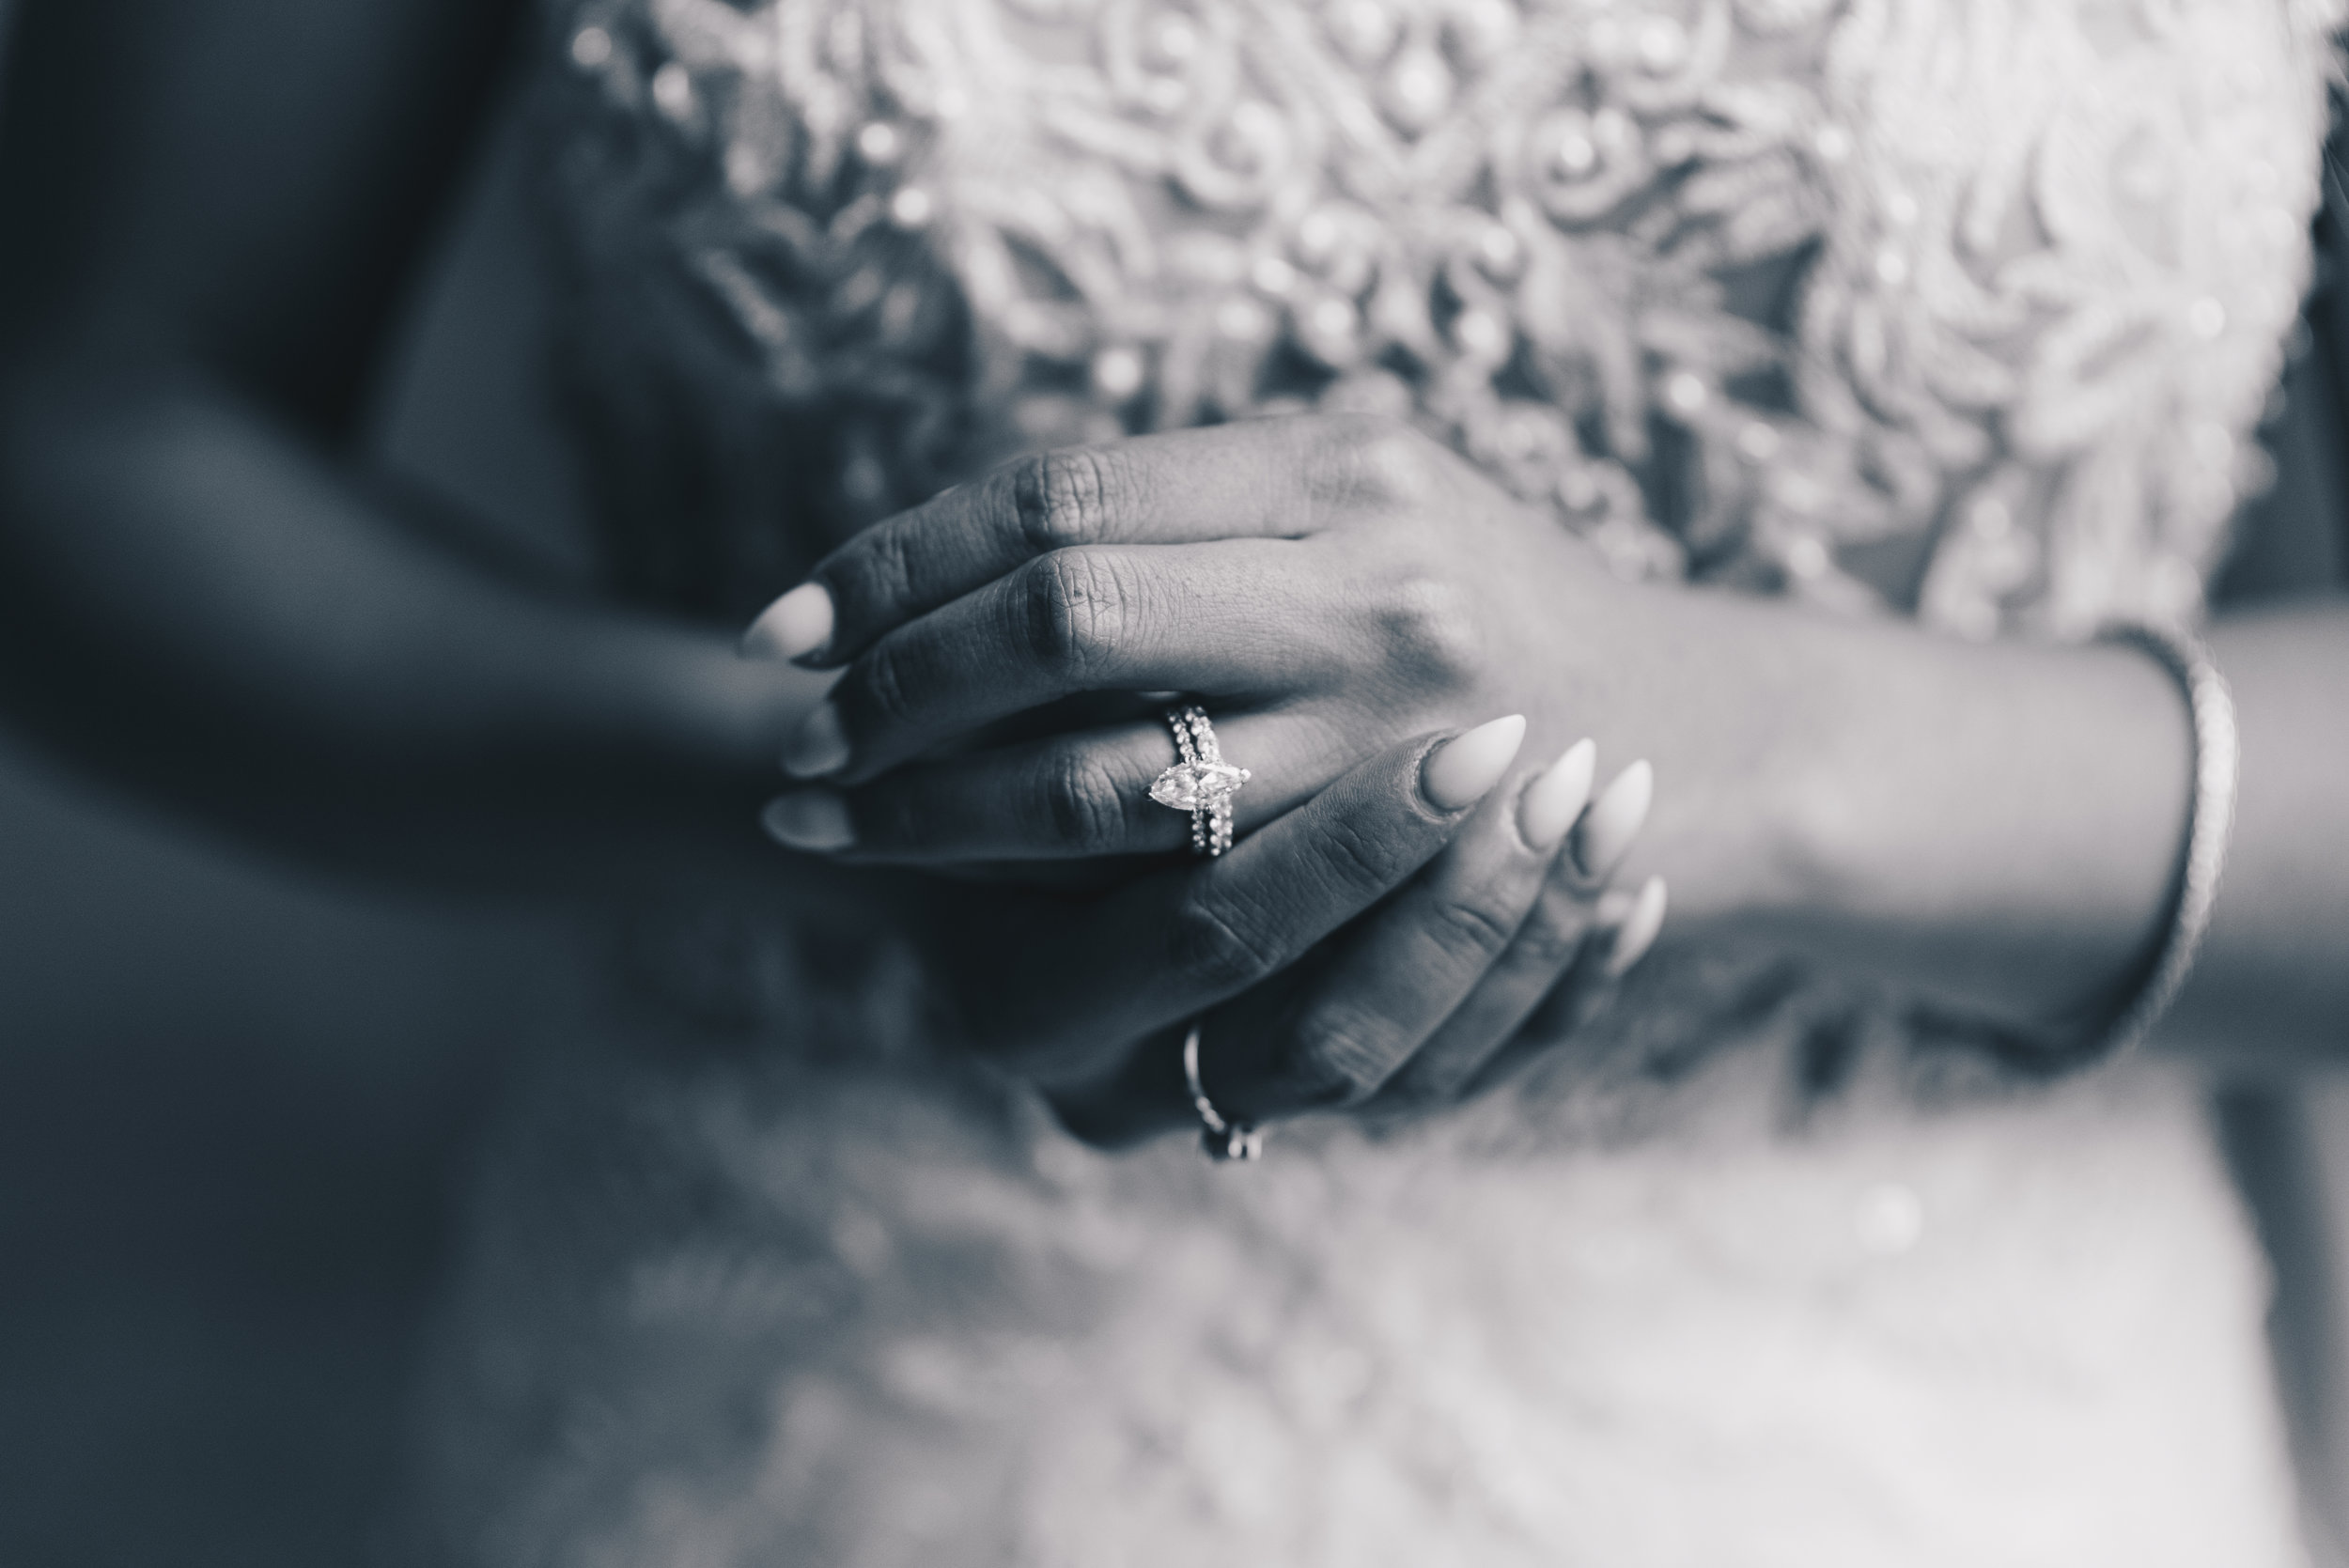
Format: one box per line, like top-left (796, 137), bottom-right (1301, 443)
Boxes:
top-left (760, 790), bottom-right (855, 852)
top-left (1604, 875), bottom-right (1669, 978)
top-left (1422, 715), bottom-right (1528, 812)
top-left (1573, 758), bottom-right (1653, 879)
top-left (742, 582), bottom-right (835, 663)
top-left (783, 700), bottom-right (850, 780)
top-left (1518, 737), bottom-right (1597, 850)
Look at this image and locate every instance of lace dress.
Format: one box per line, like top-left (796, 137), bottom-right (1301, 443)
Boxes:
top-left (422, 1), bottom-right (2341, 1561)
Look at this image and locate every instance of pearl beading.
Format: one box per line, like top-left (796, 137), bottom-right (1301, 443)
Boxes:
top-left (547, 0), bottom-right (2340, 638)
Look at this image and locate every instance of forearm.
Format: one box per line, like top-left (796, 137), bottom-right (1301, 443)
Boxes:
top-left (0, 364), bottom-right (821, 893)
top-left (1628, 594), bottom-right (2349, 1055)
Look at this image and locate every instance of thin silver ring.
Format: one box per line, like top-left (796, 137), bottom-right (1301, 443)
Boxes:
top-left (1183, 1020), bottom-right (1262, 1162)
top-left (1148, 705), bottom-right (1250, 857)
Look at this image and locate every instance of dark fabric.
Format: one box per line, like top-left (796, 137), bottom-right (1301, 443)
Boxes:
top-left (2222, 87), bottom-right (2349, 606)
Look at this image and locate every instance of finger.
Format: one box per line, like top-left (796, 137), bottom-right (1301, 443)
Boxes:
top-left (1192, 728), bottom-right (1596, 1123)
top-left (744, 416), bottom-right (1412, 667)
top-left (785, 538), bottom-right (1336, 783)
top-left (763, 706), bottom-right (1367, 863)
top-left (1372, 746), bottom-right (1626, 1103)
top-left (1381, 754), bottom-right (1651, 1103)
top-left (1601, 873), bottom-right (1671, 981)
top-left (1566, 758), bottom-right (1653, 889)
top-left (1045, 717), bottom-right (1546, 1147)
top-left (1453, 873), bottom-right (1670, 1102)
top-left (955, 713), bottom-right (1528, 1079)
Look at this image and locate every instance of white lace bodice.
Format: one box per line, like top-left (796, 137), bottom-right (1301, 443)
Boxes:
top-left (548, 0), bottom-right (2336, 638)
top-left (423, 3), bottom-right (2341, 1562)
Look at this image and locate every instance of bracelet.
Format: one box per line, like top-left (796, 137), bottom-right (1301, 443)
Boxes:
top-left (2080, 622), bottom-right (2240, 1061)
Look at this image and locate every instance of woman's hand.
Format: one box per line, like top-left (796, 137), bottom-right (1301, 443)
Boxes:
top-left (749, 410), bottom-right (2349, 1053)
top-left (738, 413), bottom-right (1673, 1133)
top-left (803, 715), bottom-right (1661, 1144)
top-left (745, 414), bottom-right (1704, 871)
top-left (1040, 722), bottom-right (1668, 1146)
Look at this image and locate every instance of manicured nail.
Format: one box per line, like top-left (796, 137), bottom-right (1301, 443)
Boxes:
top-left (760, 790), bottom-right (855, 852)
top-left (783, 700), bottom-right (849, 779)
top-left (741, 582), bottom-right (835, 663)
top-left (1422, 714), bottom-right (1527, 812)
top-left (1572, 758), bottom-right (1653, 879)
top-left (1517, 737), bottom-right (1597, 850)
top-left (1603, 875), bottom-right (1669, 979)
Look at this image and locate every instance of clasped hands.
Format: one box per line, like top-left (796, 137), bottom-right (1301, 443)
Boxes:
top-left (743, 415), bottom-right (1668, 1146)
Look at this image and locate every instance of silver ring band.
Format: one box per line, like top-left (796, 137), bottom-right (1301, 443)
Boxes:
top-left (1183, 1020), bottom-right (1263, 1162)
top-left (1149, 704), bottom-right (1250, 858)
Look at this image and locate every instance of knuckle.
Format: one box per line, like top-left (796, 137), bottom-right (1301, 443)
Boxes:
top-left (1420, 887), bottom-right (1523, 964)
top-left (1013, 447), bottom-right (1122, 554)
top-left (1019, 548), bottom-right (1128, 676)
top-left (1312, 812), bottom-right (1413, 899)
top-left (854, 640), bottom-right (923, 730)
top-left (1509, 898), bottom-right (1592, 974)
top-left (1313, 414), bottom-right (1440, 513)
top-left (1040, 746), bottom-right (1130, 856)
top-left (1377, 572), bottom-right (1485, 685)
top-left (847, 522), bottom-right (923, 624)
top-left (1166, 890), bottom-right (1281, 994)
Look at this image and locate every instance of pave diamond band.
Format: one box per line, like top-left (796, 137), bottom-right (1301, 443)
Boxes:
top-left (1150, 705), bottom-right (1250, 857)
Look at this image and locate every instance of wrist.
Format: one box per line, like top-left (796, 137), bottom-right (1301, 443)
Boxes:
top-left (1724, 613), bottom-right (2193, 1021)
top-left (1586, 588), bottom-right (1855, 947)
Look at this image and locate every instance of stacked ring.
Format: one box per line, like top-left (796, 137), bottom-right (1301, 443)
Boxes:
top-left (1148, 704), bottom-right (1250, 857)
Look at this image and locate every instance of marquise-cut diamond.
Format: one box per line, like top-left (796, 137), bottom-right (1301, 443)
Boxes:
top-left (1149, 760), bottom-right (1248, 812)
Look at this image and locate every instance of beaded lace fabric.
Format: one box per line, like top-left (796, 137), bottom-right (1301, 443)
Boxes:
top-left (426, 2), bottom-right (2338, 1562)
top-left (549, 0), bottom-right (2333, 639)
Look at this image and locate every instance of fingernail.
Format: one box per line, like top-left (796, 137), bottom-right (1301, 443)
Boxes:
top-left (1572, 758), bottom-right (1653, 879)
top-left (1603, 876), bottom-right (1669, 979)
top-left (1422, 714), bottom-right (1527, 812)
top-left (742, 582), bottom-right (835, 663)
top-left (783, 700), bottom-right (850, 779)
top-left (760, 789), bottom-right (855, 852)
top-left (1517, 737), bottom-right (1596, 850)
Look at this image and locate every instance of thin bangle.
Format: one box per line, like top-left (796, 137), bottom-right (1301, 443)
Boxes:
top-left (2081, 622), bottom-right (2241, 1061)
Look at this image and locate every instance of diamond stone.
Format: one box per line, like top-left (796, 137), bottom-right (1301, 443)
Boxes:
top-left (1150, 761), bottom-right (1249, 812)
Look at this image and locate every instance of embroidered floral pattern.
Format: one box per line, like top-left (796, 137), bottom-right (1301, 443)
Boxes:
top-left (549, 0), bottom-right (2336, 635)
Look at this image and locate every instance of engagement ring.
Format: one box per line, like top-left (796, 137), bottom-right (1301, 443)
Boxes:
top-left (1151, 704), bottom-right (1249, 857)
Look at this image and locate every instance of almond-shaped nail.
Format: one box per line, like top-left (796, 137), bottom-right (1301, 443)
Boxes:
top-left (760, 789), bottom-right (855, 852)
top-left (1571, 758), bottom-right (1653, 879)
top-left (1422, 714), bottom-right (1527, 812)
top-left (741, 582), bottom-right (835, 663)
top-left (1603, 875), bottom-right (1669, 979)
top-left (783, 700), bottom-right (850, 780)
top-left (1517, 737), bottom-right (1596, 850)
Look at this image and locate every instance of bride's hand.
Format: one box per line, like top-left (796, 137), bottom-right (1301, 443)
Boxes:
top-left (884, 717), bottom-right (1663, 1144)
top-left (1050, 736), bottom-right (1666, 1147)
top-left (745, 414), bottom-right (1691, 868)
